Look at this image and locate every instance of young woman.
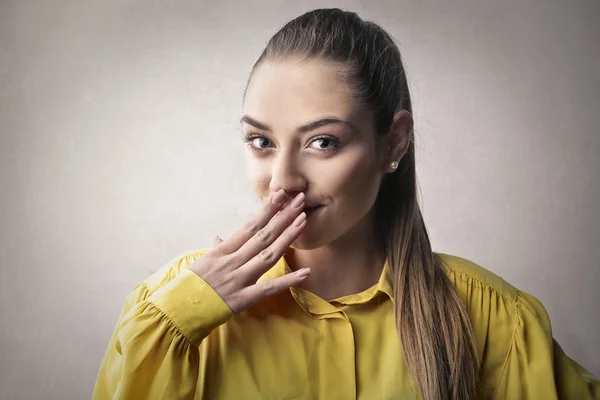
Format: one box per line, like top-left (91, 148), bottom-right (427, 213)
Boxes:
top-left (93, 8), bottom-right (599, 400)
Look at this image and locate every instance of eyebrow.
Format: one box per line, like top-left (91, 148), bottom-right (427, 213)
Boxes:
top-left (240, 115), bottom-right (355, 133)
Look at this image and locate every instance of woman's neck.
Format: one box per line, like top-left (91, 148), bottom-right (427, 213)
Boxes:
top-left (285, 209), bottom-right (385, 301)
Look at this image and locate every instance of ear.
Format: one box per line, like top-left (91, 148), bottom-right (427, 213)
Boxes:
top-left (382, 110), bottom-right (413, 173)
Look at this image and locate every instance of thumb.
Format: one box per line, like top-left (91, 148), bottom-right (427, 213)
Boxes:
top-left (213, 235), bottom-right (223, 247)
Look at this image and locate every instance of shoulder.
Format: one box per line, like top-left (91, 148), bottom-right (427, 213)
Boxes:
top-left (436, 252), bottom-right (551, 324)
top-left (436, 252), bottom-right (518, 304)
top-left (139, 248), bottom-right (211, 294)
top-left (436, 253), bottom-right (557, 392)
top-left (435, 252), bottom-right (545, 327)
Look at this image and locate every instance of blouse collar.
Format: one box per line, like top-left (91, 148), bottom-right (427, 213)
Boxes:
top-left (257, 253), bottom-right (394, 317)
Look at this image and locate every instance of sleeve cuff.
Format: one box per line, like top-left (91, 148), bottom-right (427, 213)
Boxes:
top-left (148, 269), bottom-right (234, 346)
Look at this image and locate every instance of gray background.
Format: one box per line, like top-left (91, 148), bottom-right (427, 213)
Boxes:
top-left (1, 0), bottom-right (598, 399)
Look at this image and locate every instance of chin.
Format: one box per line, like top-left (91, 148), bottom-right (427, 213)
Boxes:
top-left (289, 229), bottom-right (332, 250)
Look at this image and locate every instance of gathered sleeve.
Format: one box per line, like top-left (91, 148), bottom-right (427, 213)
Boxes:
top-left (93, 263), bottom-right (234, 399)
top-left (493, 290), bottom-right (599, 399)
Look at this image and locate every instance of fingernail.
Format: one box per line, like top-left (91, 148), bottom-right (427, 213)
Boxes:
top-left (297, 268), bottom-right (310, 278)
top-left (293, 212), bottom-right (306, 227)
top-left (271, 189), bottom-right (286, 206)
top-left (291, 192), bottom-right (305, 209)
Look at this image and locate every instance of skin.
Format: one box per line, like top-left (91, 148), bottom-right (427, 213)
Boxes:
top-left (242, 59), bottom-right (413, 300)
top-left (190, 58), bottom-right (412, 311)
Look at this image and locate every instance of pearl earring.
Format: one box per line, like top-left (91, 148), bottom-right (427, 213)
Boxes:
top-left (390, 161), bottom-right (398, 169)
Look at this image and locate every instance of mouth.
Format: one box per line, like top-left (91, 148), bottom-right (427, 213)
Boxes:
top-left (303, 205), bottom-right (323, 215)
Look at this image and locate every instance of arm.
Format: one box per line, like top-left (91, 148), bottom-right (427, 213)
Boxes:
top-left (93, 269), bottom-right (233, 400)
top-left (94, 190), bottom-right (311, 399)
top-left (493, 290), bottom-right (599, 399)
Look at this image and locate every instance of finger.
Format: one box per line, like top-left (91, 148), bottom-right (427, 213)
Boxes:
top-left (218, 189), bottom-right (290, 255)
top-left (269, 209), bottom-right (282, 223)
top-left (213, 235), bottom-right (223, 247)
top-left (238, 211), bottom-right (307, 282)
top-left (233, 193), bottom-right (305, 267)
top-left (236, 268), bottom-right (311, 311)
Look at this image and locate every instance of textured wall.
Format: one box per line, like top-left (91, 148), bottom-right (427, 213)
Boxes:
top-left (1, 1), bottom-right (598, 398)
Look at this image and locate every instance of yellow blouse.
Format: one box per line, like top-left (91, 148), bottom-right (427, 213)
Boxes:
top-left (93, 249), bottom-right (599, 399)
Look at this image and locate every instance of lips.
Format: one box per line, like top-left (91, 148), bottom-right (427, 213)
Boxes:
top-left (303, 205), bottom-right (323, 214)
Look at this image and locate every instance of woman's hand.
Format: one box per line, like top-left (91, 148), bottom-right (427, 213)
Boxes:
top-left (188, 190), bottom-right (310, 314)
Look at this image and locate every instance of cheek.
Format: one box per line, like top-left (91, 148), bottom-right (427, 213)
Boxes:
top-left (344, 166), bottom-right (380, 212)
top-left (246, 158), bottom-right (270, 195)
top-left (316, 148), bottom-right (381, 205)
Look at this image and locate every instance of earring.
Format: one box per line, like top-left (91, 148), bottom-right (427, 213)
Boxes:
top-left (390, 161), bottom-right (398, 170)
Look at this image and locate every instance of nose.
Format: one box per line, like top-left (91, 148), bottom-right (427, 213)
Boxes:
top-left (268, 153), bottom-right (307, 196)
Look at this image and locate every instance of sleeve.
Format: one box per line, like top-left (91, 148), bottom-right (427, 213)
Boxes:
top-left (493, 290), bottom-right (600, 400)
top-left (93, 269), bottom-right (234, 400)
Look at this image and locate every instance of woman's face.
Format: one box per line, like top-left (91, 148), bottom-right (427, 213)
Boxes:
top-left (241, 59), bottom-right (388, 249)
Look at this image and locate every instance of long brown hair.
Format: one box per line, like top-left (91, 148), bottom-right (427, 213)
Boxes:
top-left (246, 9), bottom-right (479, 399)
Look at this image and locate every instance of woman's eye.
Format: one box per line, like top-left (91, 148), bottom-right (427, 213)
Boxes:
top-left (254, 137), bottom-right (270, 148)
top-left (309, 137), bottom-right (338, 150)
top-left (246, 136), bottom-right (271, 149)
top-left (243, 134), bottom-right (339, 152)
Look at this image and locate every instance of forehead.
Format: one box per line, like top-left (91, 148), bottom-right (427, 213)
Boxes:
top-left (243, 59), bottom-right (359, 125)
